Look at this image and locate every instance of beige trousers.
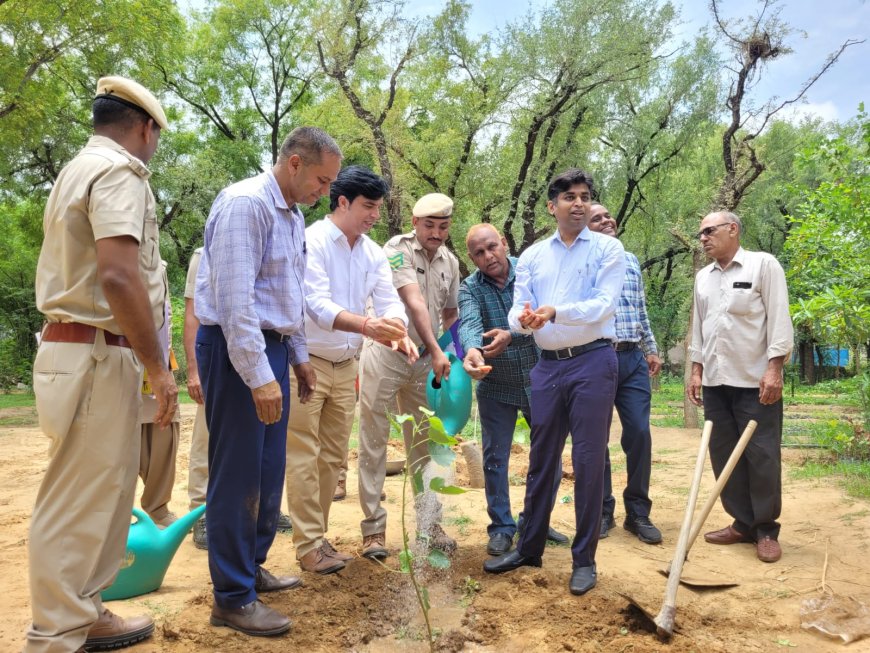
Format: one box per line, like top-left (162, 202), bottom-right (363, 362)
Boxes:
top-left (285, 355), bottom-right (358, 558)
top-left (187, 406), bottom-right (209, 510)
top-left (26, 334), bottom-right (142, 653)
top-left (139, 419), bottom-right (179, 522)
top-left (357, 340), bottom-right (442, 538)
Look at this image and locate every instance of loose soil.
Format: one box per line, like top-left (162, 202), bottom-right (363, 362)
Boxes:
top-left (1, 402), bottom-right (869, 652)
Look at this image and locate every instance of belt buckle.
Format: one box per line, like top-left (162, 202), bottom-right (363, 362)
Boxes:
top-left (555, 347), bottom-right (572, 361)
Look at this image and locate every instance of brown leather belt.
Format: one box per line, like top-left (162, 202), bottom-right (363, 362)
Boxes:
top-left (42, 322), bottom-right (132, 348)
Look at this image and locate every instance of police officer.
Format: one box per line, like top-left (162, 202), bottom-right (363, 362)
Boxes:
top-left (28, 76), bottom-right (177, 652)
top-left (357, 193), bottom-right (460, 560)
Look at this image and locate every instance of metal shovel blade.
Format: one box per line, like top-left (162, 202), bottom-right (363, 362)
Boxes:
top-left (657, 564), bottom-right (739, 589)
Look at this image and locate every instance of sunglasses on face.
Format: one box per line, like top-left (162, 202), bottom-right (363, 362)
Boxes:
top-left (696, 222), bottom-right (733, 240)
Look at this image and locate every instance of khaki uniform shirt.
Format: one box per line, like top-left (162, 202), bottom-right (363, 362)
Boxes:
top-left (35, 135), bottom-right (164, 334)
top-left (185, 247), bottom-right (203, 300)
top-left (689, 247), bottom-right (794, 388)
top-left (383, 231), bottom-right (460, 347)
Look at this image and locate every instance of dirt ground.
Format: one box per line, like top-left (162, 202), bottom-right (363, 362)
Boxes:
top-left (2, 402), bottom-right (869, 652)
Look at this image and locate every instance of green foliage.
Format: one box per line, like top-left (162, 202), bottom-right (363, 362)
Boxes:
top-left (808, 419), bottom-right (870, 462)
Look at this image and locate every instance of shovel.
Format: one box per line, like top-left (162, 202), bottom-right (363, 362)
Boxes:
top-left (653, 419), bottom-right (713, 640)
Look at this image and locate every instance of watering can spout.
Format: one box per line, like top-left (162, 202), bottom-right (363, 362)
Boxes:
top-left (162, 503), bottom-right (206, 551)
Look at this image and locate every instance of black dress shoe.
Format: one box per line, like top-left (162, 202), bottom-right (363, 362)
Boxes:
top-left (487, 532), bottom-right (513, 556)
top-left (255, 566), bottom-right (302, 592)
top-left (599, 513), bottom-right (615, 539)
top-left (483, 549), bottom-right (542, 574)
top-left (624, 514), bottom-right (662, 544)
top-left (547, 527), bottom-right (569, 545)
top-left (569, 564), bottom-right (597, 595)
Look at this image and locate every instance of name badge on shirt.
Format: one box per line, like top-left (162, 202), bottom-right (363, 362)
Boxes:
top-left (733, 282), bottom-right (752, 289)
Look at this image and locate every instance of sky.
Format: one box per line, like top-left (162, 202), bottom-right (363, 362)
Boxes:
top-left (453, 0), bottom-right (869, 123)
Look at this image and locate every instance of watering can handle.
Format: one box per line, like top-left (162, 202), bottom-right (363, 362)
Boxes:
top-left (131, 507), bottom-right (155, 527)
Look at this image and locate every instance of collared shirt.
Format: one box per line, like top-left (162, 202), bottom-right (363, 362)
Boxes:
top-left (195, 171), bottom-right (308, 389)
top-left (184, 247), bottom-right (203, 300)
top-left (458, 257), bottom-right (538, 408)
top-left (615, 252), bottom-right (658, 355)
top-left (690, 247), bottom-right (794, 387)
top-left (36, 135), bottom-right (164, 334)
top-left (304, 217), bottom-right (407, 362)
top-left (383, 231), bottom-right (460, 347)
top-left (508, 228), bottom-right (626, 351)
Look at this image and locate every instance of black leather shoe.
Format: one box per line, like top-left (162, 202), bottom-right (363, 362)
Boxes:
top-left (483, 549), bottom-right (542, 574)
top-left (255, 566), bottom-right (302, 593)
top-left (624, 514), bottom-right (662, 544)
top-left (516, 515), bottom-right (569, 545)
top-left (276, 512), bottom-right (293, 532)
top-left (487, 532), bottom-right (513, 556)
top-left (210, 600), bottom-right (291, 637)
top-left (599, 513), bottom-right (615, 539)
top-left (569, 564), bottom-right (597, 595)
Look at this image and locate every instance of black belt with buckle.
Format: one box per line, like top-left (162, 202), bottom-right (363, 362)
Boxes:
top-left (541, 338), bottom-right (612, 361)
top-left (263, 329), bottom-right (291, 343)
top-left (614, 341), bottom-right (638, 352)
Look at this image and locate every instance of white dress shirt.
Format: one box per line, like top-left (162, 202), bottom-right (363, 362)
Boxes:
top-left (690, 247), bottom-right (794, 387)
top-left (304, 217), bottom-right (407, 362)
top-left (509, 228), bottom-right (626, 351)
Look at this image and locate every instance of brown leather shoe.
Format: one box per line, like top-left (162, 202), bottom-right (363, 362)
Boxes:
top-left (756, 536), bottom-right (782, 563)
top-left (703, 525), bottom-right (753, 545)
top-left (322, 539), bottom-right (354, 562)
top-left (84, 609), bottom-right (154, 650)
top-left (299, 545), bottom-right (345, 574)
top-left (362, 532), bottom-right (388, 560)
top-left (333, 478), bottom-right (347, 501)
top-left (210, 600), bottom-right (291, 637)
top-left (255, 566), bottom-right (302, 592)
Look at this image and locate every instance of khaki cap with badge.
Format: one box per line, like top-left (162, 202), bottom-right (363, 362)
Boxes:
top-left (95, 76), bottom-right (169, 130)
top-left (413, 193), bottom-right (453, 218)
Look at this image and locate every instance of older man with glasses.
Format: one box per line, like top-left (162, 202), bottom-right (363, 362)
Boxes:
top-left (687, 211), bottom-right (794, 563)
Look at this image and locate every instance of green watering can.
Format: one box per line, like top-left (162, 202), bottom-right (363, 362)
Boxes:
top-left (101, 504), bottom-right (206, 601)
top-left (426, 351), bottom-right (473, 436)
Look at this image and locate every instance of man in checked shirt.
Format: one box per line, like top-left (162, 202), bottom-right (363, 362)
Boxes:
top-left (587, 203), bottom-right (663, 545)
top-left (459, 224), bottom-right (569, 558)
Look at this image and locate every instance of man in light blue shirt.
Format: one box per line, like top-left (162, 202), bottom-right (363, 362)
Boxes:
top-left (484, 169), bottom-right (625, 598)
top-left (195, 127), bottom-right (341, 637)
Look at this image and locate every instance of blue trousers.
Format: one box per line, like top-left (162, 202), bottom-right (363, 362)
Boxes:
top-left (477, 393), bottom-right (561, 536)
top-left (603, 347), bottom-right (653, 518)
top-left (517, 346), bottom-right (617, 567)
top-left (196, 325), bottom-right (290, 609)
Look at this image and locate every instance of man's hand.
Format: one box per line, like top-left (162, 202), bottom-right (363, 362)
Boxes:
top-left (432, 350), bottom-right (451, 383)
top-left (519, 302), bottom-right (555, 330)
top-left (646, 354), bottom-right (662, 377)
top-left (293, 362), bottom-right (317, 404)
top-left (687, 371), bottom-right (703, 407)
top-left (482, 329), bottom-right (512, 357)
top-left (463, 348), bottom-right (493, 380)
top-left (150, 367), bottom-right (179, 428)
top-left (252, 379), bottom-right (283, 424)
top-left (759, 366), bottom-right (784, 405)
top-left (363, 316), bottom-right (407, 343)
top-left (187, 370), bottom-right (204, 405)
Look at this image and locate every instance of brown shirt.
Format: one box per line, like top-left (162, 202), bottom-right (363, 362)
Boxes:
top-left (35, 135), bottom-right (164, 335)
top-left (383, 231), bottom-right (459, 347)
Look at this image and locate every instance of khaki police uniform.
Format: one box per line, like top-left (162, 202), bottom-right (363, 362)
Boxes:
top-left (28, 135), bottom-right (164, 652)
top-left (184, 248), bottom-right (210, 511)
top-left (358, 231), bottom-right (459, 538)
top-left (138, 262), bottom-right (181, 525)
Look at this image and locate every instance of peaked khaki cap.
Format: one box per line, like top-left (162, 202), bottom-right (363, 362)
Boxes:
top-left (95, 76), bottom-right (168, 130)
top-left (412, 193), bottom-right (453, 218)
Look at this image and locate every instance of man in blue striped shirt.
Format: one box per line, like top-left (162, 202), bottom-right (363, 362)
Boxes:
top-left (587, 203), bottom-right (663, 545)
top-left (195, 127), bottom-right (342, 637)
top-left (459, 224), bottom-right (568, 557)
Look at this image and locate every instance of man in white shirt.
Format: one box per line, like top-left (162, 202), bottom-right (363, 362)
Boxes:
top-left (285, 166), bottom-right (415, 575)
top-left (688, 211), bottom-right (794, 563)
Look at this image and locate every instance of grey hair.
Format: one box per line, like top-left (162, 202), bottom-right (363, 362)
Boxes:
top-left (707, 210), bottom-right (742, 233)
top-left (277, 126), bottom-right (342, 164)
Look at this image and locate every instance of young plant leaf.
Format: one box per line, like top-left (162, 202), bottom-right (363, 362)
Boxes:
top-left (427, 549), bottom-right (451, 569)
top-left (412, 469), bottom-right (425, 495)
top-left (428, 416), bottom-right (458, 445)
top-left (430, 477), bottom-right (466, 494)
top-left (428, 442), bottom-right (456, 466)
top-left (399, 549), bottom-right (413, 573)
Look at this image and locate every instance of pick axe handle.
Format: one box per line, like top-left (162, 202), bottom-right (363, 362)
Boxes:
top-left (655, 420), bottom-right (713, 633)
top-left (685, 419), bottom-right (758, 554)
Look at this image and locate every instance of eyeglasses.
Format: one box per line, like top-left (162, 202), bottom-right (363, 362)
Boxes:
top-left (696, 222), bottom-right (733, 240)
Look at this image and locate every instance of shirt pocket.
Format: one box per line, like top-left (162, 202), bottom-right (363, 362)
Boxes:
top-left (727, 288), bottom-right (760, 317)
top-left (140, 214), bottom-right (160, 271)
